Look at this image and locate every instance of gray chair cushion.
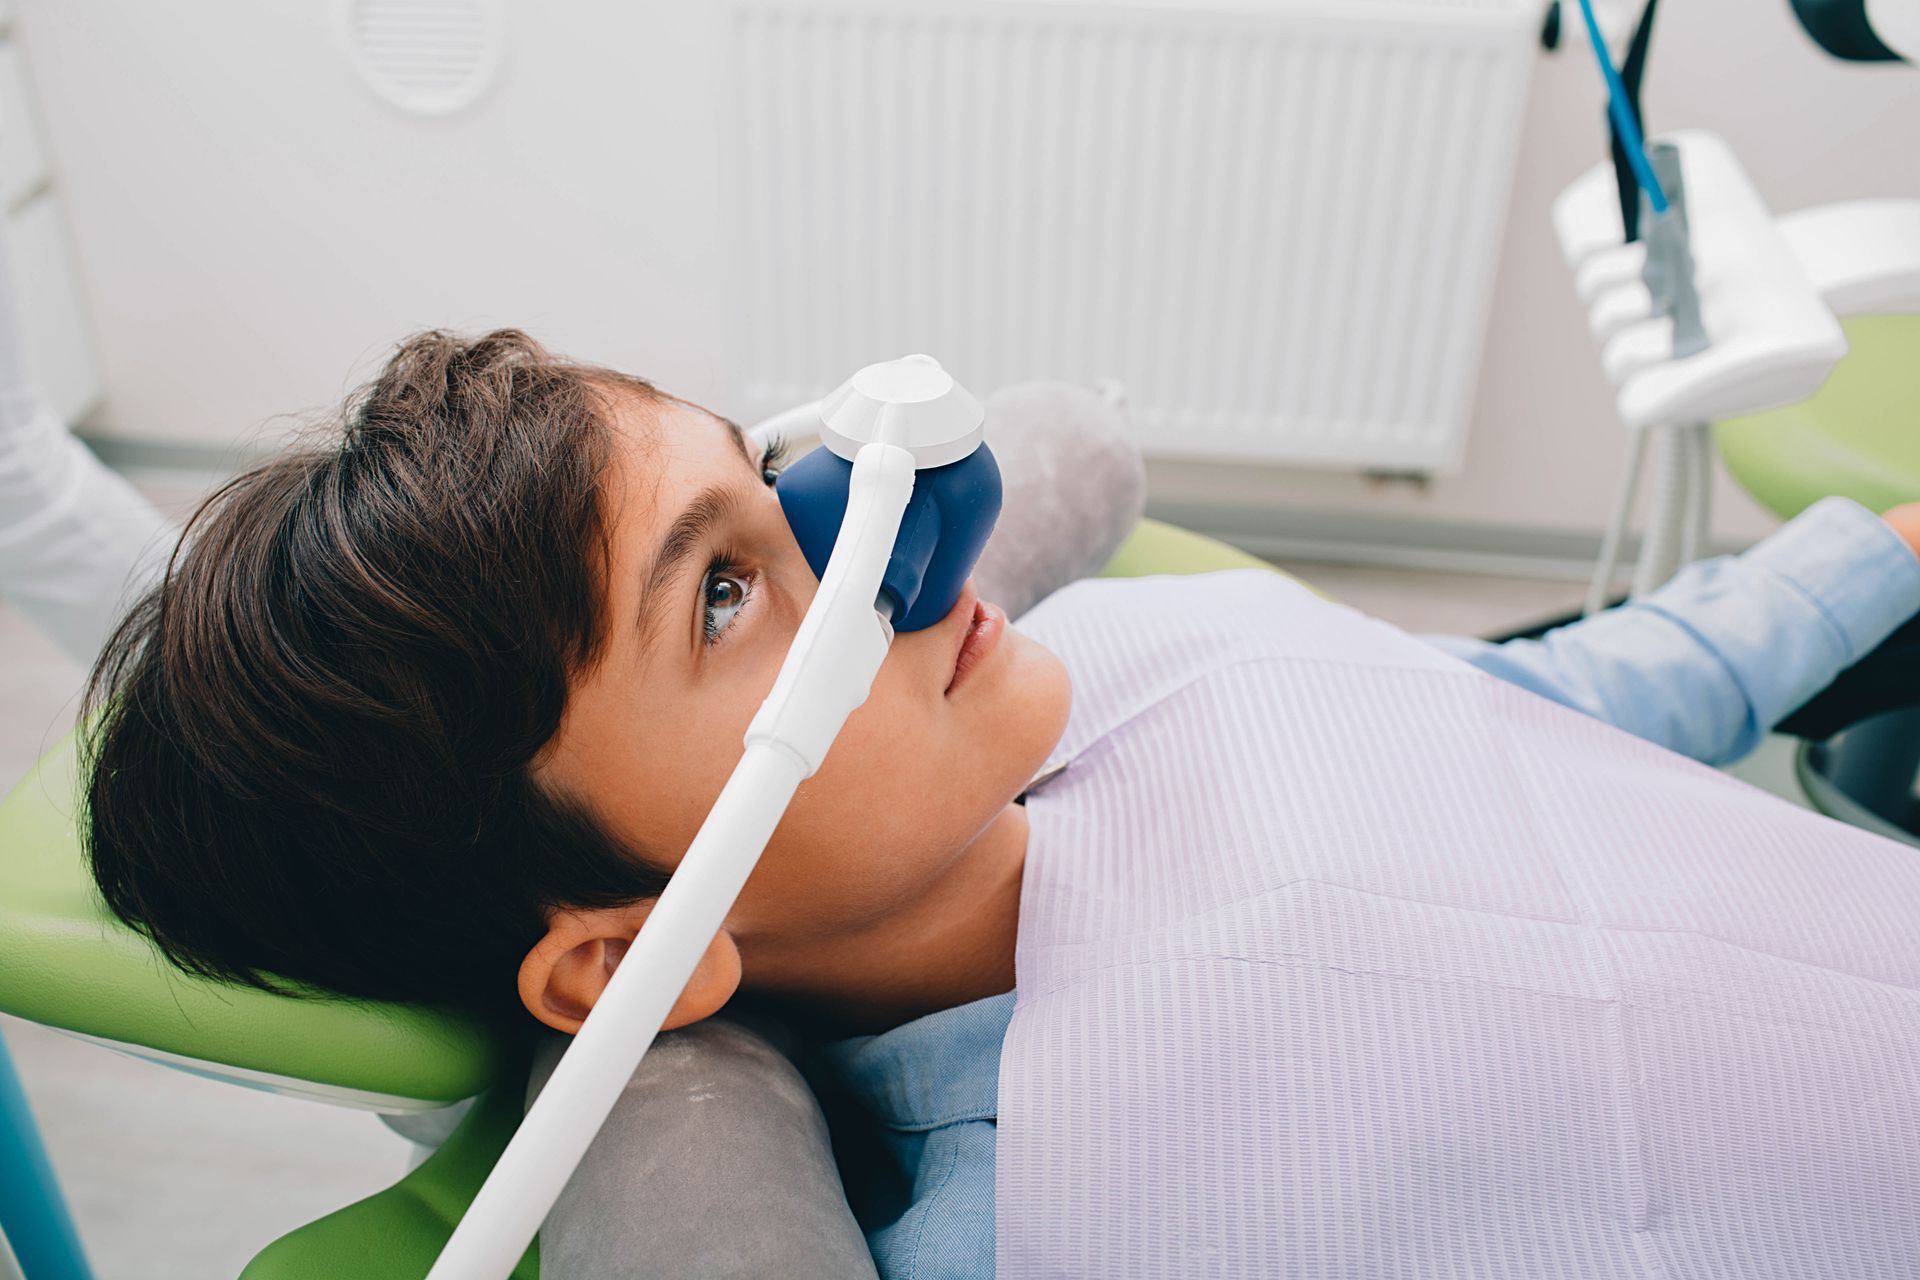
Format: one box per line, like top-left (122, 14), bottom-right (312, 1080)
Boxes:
top-left (527, 1017), bottom-right (879, 1279)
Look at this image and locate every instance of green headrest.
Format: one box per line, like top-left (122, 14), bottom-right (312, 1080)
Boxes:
top-left (0, 731), bottom-right (504, 1105)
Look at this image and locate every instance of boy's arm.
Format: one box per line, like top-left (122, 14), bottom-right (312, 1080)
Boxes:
top-left (1421, 496), bottom-right (1920, 766)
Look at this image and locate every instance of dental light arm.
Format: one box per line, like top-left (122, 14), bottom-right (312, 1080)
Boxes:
top-left (428, 356), bottom-right (997, 1280)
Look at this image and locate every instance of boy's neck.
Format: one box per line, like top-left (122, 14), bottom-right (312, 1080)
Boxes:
top-left (745, 801), bottom-right (1028, 1037)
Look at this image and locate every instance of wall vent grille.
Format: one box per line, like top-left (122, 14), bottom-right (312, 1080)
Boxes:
top-left (337, 0), bottom-right (503, 116)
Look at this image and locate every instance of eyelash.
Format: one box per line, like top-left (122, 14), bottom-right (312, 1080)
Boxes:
top-left (759, 434), bottom-right (790, 486)
top-left (701, 556), bottom-right (751, 647)
top-left (699, 437), bottom-right (789, 648)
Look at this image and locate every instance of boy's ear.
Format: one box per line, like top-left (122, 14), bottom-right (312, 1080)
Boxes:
top-left (518, 902), bottom-right (741, 1035)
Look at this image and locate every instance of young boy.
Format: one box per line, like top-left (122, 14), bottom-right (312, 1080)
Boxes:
top-left (83, 331), bottom-right (1920, 1277)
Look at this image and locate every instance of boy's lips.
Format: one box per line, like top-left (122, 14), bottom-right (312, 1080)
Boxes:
top-left (944, 585), bottom-right (1006, 697)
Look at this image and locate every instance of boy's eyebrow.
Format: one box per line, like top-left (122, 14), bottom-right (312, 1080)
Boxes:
top-left (636, 484), bottom-right (742, 642)
top-left (631, 416), bottom-right (762, 645)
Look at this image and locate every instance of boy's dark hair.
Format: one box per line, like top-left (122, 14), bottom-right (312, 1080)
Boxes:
top-left (82, 329), bottom-right (672, 1025)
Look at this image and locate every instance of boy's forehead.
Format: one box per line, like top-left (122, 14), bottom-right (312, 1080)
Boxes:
top-left (612, 395), bottom-right (746, 467)
top-left (604, 397), bottom-right (753, 539)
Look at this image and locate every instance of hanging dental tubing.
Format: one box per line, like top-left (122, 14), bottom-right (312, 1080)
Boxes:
top-left (427, 356), bottom-right (999, 1280)
top-left (1575, 0), bottom-right (1669, 215)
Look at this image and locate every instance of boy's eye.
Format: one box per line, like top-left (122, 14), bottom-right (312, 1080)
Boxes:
top-left (702, 570), bottom-right (750, 645)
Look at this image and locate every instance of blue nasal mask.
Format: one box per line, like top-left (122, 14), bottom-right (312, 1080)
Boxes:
top-left (775, 355), bottom-right (1002, 631)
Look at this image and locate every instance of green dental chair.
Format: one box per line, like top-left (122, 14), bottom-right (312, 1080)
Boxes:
top-left (1714, 316), bottom-right (1920, 520)
top-left (0, 518), bottom-right (1282, 1280)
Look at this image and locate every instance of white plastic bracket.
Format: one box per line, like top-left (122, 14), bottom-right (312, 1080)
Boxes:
top-left (1554, 129), bottom-right (1848, 431)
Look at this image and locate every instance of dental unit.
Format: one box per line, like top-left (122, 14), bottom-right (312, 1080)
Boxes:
top-left (1557, 0), bottom-right (1919, 612)
top-left (425, 354), bottom-right (1002, 1279)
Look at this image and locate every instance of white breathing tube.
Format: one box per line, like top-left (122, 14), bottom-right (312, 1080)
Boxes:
top-left (427, 356), bottom-right (985, 1280)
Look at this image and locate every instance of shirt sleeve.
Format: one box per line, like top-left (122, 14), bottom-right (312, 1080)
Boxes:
top-left (1421, 496), bottom-right (1920, 766)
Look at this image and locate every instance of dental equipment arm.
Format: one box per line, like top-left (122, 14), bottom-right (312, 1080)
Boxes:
top-left (427, 356), bottom-right (997, 1280)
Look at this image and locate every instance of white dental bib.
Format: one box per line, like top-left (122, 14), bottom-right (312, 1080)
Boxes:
top-left (1001, 571), bottom-right (1920, 1278)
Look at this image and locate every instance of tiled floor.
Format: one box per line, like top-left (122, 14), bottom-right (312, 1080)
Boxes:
top-left (0, 540), bottom-right (1598, 1276)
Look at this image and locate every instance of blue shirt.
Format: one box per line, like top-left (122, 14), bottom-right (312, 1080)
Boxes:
top-left (810, 496), bottom-right (1920, 1280)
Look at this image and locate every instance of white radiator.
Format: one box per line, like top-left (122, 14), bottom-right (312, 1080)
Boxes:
top-left (724, 0), bottom-right (1538, 472)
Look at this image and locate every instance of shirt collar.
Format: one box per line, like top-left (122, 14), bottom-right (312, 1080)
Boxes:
top-left (814, 991), bottom-right (1016, 1130)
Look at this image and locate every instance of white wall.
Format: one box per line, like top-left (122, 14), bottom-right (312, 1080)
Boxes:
top-left (17, 0), bottom-right (1920, 543)
top-left (17, 0), bottom-right (736, 446)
